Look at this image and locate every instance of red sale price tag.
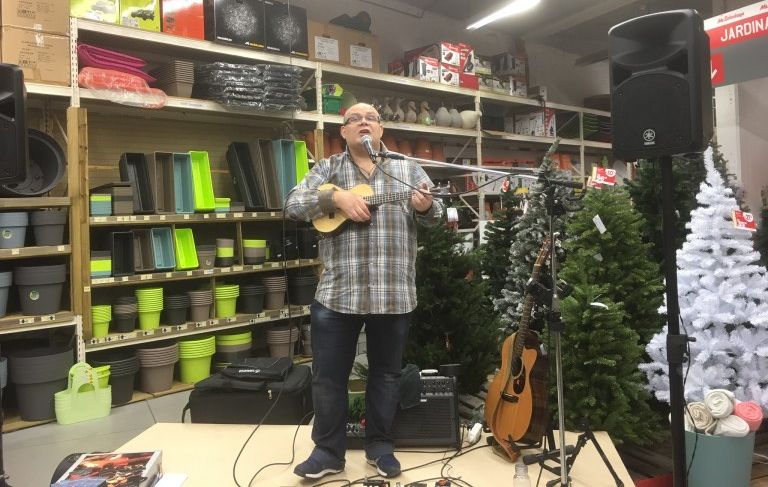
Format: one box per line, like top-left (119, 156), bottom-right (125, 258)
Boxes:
top-left (591, 166), bottom-right (617, 186)
top-left (732, 210), bottom-right (757, 232)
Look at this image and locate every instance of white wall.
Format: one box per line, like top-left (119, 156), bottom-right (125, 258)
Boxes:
top-left (289, 0), bottom-right (609, 105)
top-left (525, 43), bottom-right (609, 106)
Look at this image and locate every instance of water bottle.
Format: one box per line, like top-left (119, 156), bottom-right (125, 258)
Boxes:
top-left (513, 461), bottom-right (531, 487)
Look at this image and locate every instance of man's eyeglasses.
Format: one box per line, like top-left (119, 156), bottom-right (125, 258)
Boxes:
top-left (343, 114), bottom-right (380, 125)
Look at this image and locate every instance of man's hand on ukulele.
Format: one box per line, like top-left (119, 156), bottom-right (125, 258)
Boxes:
top-left (411, 183), bottom-right (433, 213)
top-left (333, 190), bottom-right (371, 222)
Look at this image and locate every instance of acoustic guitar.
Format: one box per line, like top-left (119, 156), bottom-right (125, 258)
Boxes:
top-left (484, 238), bottom-right (551, 462)
top-left (312, 183), bottom-right (437, 233)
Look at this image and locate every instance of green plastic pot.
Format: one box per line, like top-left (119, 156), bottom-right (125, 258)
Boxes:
top-left (215, 298), bottom-right (237, 318)
top-left (92, 321), bottom-right (109, 338)
top-left (179, 355), bottom-right (212, 383)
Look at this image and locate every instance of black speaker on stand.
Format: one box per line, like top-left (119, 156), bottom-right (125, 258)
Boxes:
top-left (609, 10), bottom-right (713, 487)
top-left (0, 64), bottom-right (27, 184)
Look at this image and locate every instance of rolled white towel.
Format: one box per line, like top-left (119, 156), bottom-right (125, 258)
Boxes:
top-left (713, 415), bottom-right (751, 437)
top-left (684, 402), bottom-right (716, 433)
top-left (704, 389), bottom-right (735, 418)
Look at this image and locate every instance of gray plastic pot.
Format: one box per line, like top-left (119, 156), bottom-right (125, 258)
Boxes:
top-left (0, 357), bottom-right (6, 389)
top-left (9, 346), bottom-right (73, 421)
top-left (30, 209), bottom-right (67, 246)
top-left (0, 211), bottom-right (28, 249)
top-left (0, 271), bottom-right (11, 318)
top-left (14, 264), bottom-right (66, 315)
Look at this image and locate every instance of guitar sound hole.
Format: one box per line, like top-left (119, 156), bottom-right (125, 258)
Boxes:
top-left (328, 212), bottom-right (334, 218)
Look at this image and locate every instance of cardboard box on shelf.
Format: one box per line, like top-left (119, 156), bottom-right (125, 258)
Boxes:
top-left (0, 26), bottom-right (69, 85)
top-left (474, 55), bottom-right (492, 75)
top-left (477, 74), bottom-right (507, 93)
top-left (307, 20), bottom-right (342, 63)
top-left (1, 0), bottom-right (70, 35)
top-left (508, 76), bottom-right (526, 97)
top-left (264, 0), bottom-right (308, 56)
top-left (527, 84), bottom-right (547, 101)
top-left (387, 59), bottom-right (404, 76)
top-left (439, 62), bottom-right (458, 86)
top-left (204, 0), bottom-right (264, 48)
top-left (345, 28), bottom-right (379, 71)
top-left (457, 42), bottom-right (477, 89)
top-left (120, 0), bottom-right (161, 31)
top-left (513, 109), bottom-right (556, 137)
top-left (460, 73), bottom-right (478, 89)
top-left (492, 52), bottom-right (527, 76)
top-left (162, 0), bottom-right (204, 39)
top-left (405, 41), bottom-right (460, 66)
top-left (71, 0), bottom-right (119, 24)
top-left (405, 55), bottom-right (438, 83)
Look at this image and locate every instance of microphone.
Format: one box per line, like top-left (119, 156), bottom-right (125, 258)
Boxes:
top-left (361, 135), bottom-right (378, 162)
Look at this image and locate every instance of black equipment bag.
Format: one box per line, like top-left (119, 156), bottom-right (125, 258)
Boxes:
top-left (184, 359), bottom-right (313, 425)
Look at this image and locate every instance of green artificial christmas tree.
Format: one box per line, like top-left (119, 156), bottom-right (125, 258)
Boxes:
top-left (407, 223), bottom-right (501, 394)
top-left (558, 285), bottom-right (660, 445)
top-left (494, 142), bottom-right (575, 332)
top-left (626, 143), bottom-right (739, 266)
top-left (556, 185), bottom-right (664, 444)
top-left (479, 189), bottom-right (525, 299)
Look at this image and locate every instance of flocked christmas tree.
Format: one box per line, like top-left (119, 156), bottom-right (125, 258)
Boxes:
top-left (626, 143), bottom-right (739, 266)
top-left (407, 222), bottom-right (501, 394)
top-left (479, 189), bottom-right (525, 299)
top-left (494, 141), bottom-right (575, 332)
top-left (754, 188), bottom-right (768, 267)
top-left (557, 186), bottom-right (664, 444)
top-left (641, 148), bottom-right (768, 407)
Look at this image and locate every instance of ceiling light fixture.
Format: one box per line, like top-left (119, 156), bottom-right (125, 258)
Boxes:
top-left (466, 0), bottom-right (541, 30)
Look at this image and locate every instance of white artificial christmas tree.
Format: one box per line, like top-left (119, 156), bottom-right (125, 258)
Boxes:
top-left (641, 148), bottom-right (768, 409)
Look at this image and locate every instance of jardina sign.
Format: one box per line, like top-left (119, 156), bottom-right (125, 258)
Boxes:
top-left (705, 2), bottom-right (768, 87)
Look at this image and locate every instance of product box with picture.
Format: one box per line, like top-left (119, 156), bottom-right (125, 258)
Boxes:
top-left (204, 0), bottom-right (265, 48)
top-left (264, 0), bottom-right (308, 57)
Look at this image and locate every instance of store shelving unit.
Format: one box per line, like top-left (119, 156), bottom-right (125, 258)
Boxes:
top-left (0, 18), bottom-right (611, 430)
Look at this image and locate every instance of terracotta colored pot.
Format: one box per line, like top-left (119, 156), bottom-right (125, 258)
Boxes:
top-left (398, 139), bottom-right (413, 157)
top-left (431, 143), bottom-right (445, 162)
top-left (414, 138), bottom-right (432, 156)
top-left (330, 136), bottom-right (344, 155)
top-left (382, 135), bottom-right (398, 151)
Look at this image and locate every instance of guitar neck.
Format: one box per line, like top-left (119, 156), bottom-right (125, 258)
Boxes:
top-left (363, 191), bottom-right (413, 206)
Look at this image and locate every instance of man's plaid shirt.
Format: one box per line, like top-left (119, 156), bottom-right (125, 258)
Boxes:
top-left (284, 150), bottom-right (443, 315)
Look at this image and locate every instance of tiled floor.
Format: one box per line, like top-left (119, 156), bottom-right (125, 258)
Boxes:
top-left (4, 390), bottom-right (192, 487)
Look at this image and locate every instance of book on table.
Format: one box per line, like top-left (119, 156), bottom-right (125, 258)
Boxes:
top-left (53, 451), bottom-right (162, 487)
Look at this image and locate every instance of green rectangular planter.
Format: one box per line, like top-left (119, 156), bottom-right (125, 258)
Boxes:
top-left (294, 140), bottom-right (309, 184)
top-left (189, 151), bottom-right (215, 212)
top-left (685, 430), bottom-right (754, 487)
top-left (173, 228), bottom-right (199, 270)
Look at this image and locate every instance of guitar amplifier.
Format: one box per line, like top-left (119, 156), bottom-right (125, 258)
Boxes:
top-left (347, 375), bottom-right (460, 448)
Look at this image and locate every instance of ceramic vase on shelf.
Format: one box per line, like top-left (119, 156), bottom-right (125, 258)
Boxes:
top-left (435, 106), bottom-right (451, 127)
top-left (460, 110), bottom-right (482, 130)
top-left (418, 101), bottom-right (432, 125)
top-left (394, 97), bottom-right (405, 122)
top-left (405, 101), bottom-right (418, 123)
top-left (449, 108), bottom-right (462, 128)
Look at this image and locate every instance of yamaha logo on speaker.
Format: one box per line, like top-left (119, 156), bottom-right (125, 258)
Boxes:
top-left (642, 128), bottom-right (656, 146)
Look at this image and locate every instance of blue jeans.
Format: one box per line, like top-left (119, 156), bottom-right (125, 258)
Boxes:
top-left (309, 300), bottom-right (410, 463)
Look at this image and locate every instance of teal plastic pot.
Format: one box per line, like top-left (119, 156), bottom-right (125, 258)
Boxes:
top-left (685, 430), bottom-right (755, 487)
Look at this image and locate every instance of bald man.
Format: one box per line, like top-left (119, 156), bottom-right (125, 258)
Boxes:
top-left (285, 103), bottom-right (444, 479)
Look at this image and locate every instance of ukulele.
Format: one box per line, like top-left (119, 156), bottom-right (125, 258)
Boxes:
top-left (484, 238), bottom-right (551, 462)
top-left (312, 183), bottom-right (441, 233)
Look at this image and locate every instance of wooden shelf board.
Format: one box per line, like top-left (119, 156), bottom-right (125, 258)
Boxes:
top-left (89, 211), bottom-right (284, 226)
top-left (0, 197), bottom-right (70, 209)
top-left (0, 312), bottom-right (76, 335)
top-left (90, 259), bottom-right (320, 288)
top-left (323, 114), bottom-right (477, 137)
top-left (0, 245), bottom-right (71, 260)
top-left (3, 414), bottom-right (54, 433)
top-left (26, 82), bottom-right (72, 98)
top-left (85, 305), bottom-right (310, 350)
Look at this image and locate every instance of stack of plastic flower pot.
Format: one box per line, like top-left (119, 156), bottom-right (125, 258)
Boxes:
top-left (239, 283), bottom-right (266, 314)
top-left (301, 323), bottom-right (312, 356)
top-left (135, 287), bottom-right (163, 330)
top-left (266, 325), bottom-right (299, 358)
top-left (89, 349), bottom-right (140, 406)
top-left (136, 341), bottom-right (178, 393)
top-left (214, 284), bottom-right (239, 318)
top-left (90, 194), bottom-right (112, 216)
top-left (0, 211), bottom-right (28, 248)
top-left (178, 336), bottom-right (215, 383)
top-left (215, 238), bottom-right (234, 267)
top-left (9, 346), bottom-right (73, 420)
top-left (30, 209), bottom-right (68, 246)
top-left (112, 296), bottom-right (138, 332)
top-left (214, 330), bottom-right (252, 370)
top-left (163, 294), bottom-right (190, 325)
top-left (262, 275), bottom-right (287, 309)
top-left (243, 239), bottom-right (267, 264)
top-left (288, 274), bottom-right (319, 305)
top-left (196, 244), bottom-right (216, 270)
top-left (91, 304), bottom-right (112, 338)
top-left (14, 264), bottom-right (67, 315)
top-left (187, 289), bottom-right (212, 322)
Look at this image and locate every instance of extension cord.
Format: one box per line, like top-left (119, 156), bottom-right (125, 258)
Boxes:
top-left (468, 422), bottom-right (483, 444)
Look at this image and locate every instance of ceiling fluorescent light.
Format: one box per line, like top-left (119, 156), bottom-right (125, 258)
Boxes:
top-left (466, 0), bottom-right (541, 30)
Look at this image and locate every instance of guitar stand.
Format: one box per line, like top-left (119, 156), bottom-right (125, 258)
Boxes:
top-left (524, 420), bottom-right (623, 487)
